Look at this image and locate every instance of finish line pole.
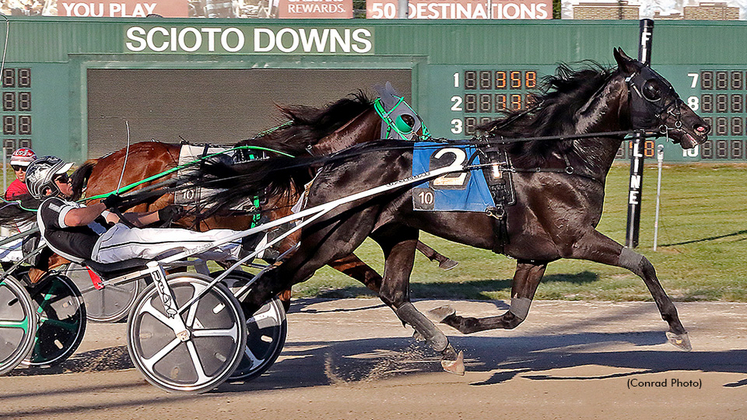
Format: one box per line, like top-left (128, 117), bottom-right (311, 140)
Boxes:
top-left (625, 19), bottom-right (654, 248)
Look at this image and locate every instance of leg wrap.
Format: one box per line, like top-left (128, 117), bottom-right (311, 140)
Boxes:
top-left (396, 302), bottom-right (449, 352)
top-left (619, 247), bottom-right (644, 277)
top-left (509, 297), bottom-right (532, 321)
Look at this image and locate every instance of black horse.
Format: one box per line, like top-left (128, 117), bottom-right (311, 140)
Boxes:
top-left (190, 49), bottom-right (709, 372)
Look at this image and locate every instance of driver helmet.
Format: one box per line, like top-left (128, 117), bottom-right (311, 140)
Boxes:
top-left (9, 147), bottom-right (36, 167)
top-left (25, 156), bottom-right (74, 199)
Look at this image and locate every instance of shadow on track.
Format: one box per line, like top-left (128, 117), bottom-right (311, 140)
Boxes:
top-left (660, 229), bottom-right (747, 247)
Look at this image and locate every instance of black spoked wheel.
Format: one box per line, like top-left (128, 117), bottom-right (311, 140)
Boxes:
top-left (0, 276), bottom-right (36, 375)
top-left (232, 297), bottom-right (286, 381)
top-left (216, 270), bottom-right (287, 381)
top-left (23, 274), bottom-right (87, 368)
top-left (66, 262), bottom-right (143, 323)
top-left (127, 273), bottom-right (247, 393)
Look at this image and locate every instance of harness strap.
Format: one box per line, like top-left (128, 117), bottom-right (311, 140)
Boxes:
top-left (510, 167), bottom-right (600, 183)
top-left (373, 97), bottom-right (432, 141)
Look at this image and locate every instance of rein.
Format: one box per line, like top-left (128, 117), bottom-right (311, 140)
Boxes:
top-left (115, 121), bottom-right (131, 193)
top-left (455, 128), bottom-right (666, 184)
top-left (0, 145), bottom-right (294, 219)
top-left (0, 197), bottom-right (41, 213)
top-left (93, 128), bottom-right (669, 224)
top-left (462, 127), bottom-right (665, 144)
top-left (83, 145), bottom-right (295, 202)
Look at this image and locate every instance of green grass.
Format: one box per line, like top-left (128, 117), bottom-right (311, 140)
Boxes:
top-left (292, 163), bottom-right (747, 302)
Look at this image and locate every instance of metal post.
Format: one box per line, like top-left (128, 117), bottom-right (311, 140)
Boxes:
top-left (397, 0), bottom-right (408, 18)
top-left (1, 149), bottom-right (6, 237)
top-left (625, 19), bottom-right (654, 248)
top-left (653, 144), bottom-right (664, 251)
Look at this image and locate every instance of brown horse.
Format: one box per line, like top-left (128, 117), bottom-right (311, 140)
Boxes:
top-left (70, 93), bottom-right (455, 303)
top-left (187, 49), bottom-right (710, 372)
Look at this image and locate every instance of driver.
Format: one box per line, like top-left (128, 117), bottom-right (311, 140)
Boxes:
top-left (0, 147), bottom-right (38, 272)
top-left (27, 156), bottom-right (245, 265)
top-left (5, 147), bottom-right (36, 199)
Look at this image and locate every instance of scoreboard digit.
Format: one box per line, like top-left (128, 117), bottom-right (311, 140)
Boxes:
top-left (449, 68), bottom-right (543, 137)
top-left (439, 65), bottom-right (745, 162)
top-left (446, 66), bottom-right (660, 161)
top-left (1, 68), bottom-right (34, 159)
top-left (687, 68), bottom-right (747, 160)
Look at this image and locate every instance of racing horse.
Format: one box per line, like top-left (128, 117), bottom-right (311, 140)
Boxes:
top-left (68, 92), bottom-right (456, 301)
top-left (188, 48), bottom-right (710, 371)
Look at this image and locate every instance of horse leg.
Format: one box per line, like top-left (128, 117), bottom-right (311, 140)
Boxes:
top-left (415, 241), bottom-right (459, 270)
top-left (372, 225), bottom-right (464, 375)
top-left (324, 243), bottom-right (456, 294)
top-left (328, 253), bottom-right (382, 292)
top-left (570, 230), bottom-right (691, 350)
top-left (432, 260), bottom-right (547, 334)
top-left (279, 243), bottom-right (454, 305)
top-left (241, 209), bottom-right (380, 314)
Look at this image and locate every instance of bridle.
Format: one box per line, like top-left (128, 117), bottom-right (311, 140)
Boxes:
top-left (625, 65), bottom-right (683, 136)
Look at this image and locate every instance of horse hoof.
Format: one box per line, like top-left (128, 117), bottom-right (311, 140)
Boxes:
top-left (438, 259), bottom-right (459, 271)
top-left (428, 305), bottom-right (456, 322)
top-left (666, 332), bottom-right (692, 351)
top-left (441, 351), bottom-right (465, 376)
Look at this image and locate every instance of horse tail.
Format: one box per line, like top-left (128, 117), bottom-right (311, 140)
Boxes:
top-left (184, 139), bottom-right (412, 220)
top-left (184, 154), bottom-right (323, 219)
top-left (69, 159), bottom-right (98, 201)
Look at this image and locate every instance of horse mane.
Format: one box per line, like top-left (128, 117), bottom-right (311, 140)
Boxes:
top-left (477, 61), bottom-right (614, 167)
top-left (184, 139), bottom-right (410, 220)
top-left (69, 159), bottom-right (98, 201)
top-left (183, 154), bottom-right (320, 220)
top-left (236, 91), bottom-right (374, 156)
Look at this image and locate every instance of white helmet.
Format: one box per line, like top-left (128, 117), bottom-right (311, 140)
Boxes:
top-left (25, 156), bottom-right (74, 199)
top-left (9, 147), bottom-right (36, 167)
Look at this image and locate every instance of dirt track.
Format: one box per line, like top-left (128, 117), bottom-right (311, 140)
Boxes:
top-left (2, 298), bottom-right (747, 419)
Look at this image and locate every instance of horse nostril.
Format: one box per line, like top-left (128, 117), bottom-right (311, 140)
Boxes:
top-left (695, 124), bottom-right (710, 135)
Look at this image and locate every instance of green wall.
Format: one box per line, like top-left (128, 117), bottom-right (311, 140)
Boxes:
top-left (2, 17), bottom-right (746, 162)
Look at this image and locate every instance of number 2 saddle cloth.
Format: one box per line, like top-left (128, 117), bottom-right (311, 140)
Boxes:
top-left (412, 142), bottom-right (516, 215)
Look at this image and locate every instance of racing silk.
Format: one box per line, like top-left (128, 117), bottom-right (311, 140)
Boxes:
top-left (0, 180), bottom-right (37, 262)
top-left (37, 196), bottom-right (111, 263)
top-left (5, 179), bottom-right (28, 199)
top-left (37, 196), bottom-right (243, 265)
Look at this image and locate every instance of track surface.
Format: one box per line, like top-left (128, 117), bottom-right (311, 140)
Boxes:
top-left (2, 299), bottom-right (746, 419)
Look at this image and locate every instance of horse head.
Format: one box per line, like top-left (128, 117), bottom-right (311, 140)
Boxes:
top-left (614, 48), bottom-right (710, 149)
top-left (374, 82), bottom-right (430, 141)
top-left (309, 82), bottom-right (431, 156)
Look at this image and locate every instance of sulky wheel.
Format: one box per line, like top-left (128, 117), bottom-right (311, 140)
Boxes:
top-left (23, 273), bottom-right (87, 368)
top-left (231, 298), bottom-right (286, 381)
top-left (65, 262), bottom-right (144, 323)
top-left (215, 270), bottom-right (287, 381)
top-left (0, 276), bottom-right (36, 375)
top-left (127, 273), bottom-right (247, 393)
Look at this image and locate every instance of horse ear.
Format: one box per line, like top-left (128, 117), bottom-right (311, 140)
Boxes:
top-left (614, 47), bottom-right (638, 74)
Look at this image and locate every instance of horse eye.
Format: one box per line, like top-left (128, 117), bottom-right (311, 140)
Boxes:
top-left (642, 81), bottom-right (661, 101)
